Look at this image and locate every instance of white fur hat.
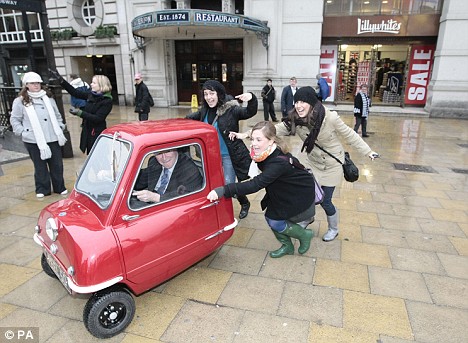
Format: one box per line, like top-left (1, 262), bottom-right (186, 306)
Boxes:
top-left (22, 72), bottom-right (43, 85)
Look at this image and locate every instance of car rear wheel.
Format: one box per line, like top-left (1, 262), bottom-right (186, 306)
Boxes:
top-left (41, 253), bottom-right (58, 279)
top-left (83, 288), bottom-right (135, 339)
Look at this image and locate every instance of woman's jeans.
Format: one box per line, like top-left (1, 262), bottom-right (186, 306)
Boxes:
top-left (320, 186), bottom-right (336, 216)
top-left (222, 155), bottom-right (236, 184)
top-left (222, 154), bottom-right (249, 206)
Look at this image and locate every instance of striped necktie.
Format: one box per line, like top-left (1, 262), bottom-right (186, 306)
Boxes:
top-left (156, 168), bottom-right (169, 194)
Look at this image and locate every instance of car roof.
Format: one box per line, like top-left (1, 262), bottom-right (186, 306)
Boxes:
top-left (102, 119), bottom-right (216, 148)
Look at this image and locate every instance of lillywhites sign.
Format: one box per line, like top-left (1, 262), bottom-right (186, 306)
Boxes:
top-left (357, 18), bottom-right (401, 34)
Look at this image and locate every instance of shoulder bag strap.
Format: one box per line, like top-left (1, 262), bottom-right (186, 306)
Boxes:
top-left (276, 155), bottom-right (306, 170)
top-left (314, 143), bottom-right (343, 165)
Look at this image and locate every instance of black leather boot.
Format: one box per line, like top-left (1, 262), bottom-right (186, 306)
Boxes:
top-left (238, 195), bottom-right (250, 219)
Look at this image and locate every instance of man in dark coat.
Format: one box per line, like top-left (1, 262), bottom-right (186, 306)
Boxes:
top-left (261, 79), bottom-right (278, 122)
top-left (134, 73), bottom-right (152, 121)
top-left (280, 77), bottom-right (297, 118)
top-left (133, 149), bottom-right (203, 204)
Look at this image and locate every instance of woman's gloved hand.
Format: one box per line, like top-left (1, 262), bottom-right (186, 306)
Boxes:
top-left (69, 107), bottom-right (82, 117)
top-left (48, 68), bottom-right (64, 83)
top-left (368, 151), bottom-right (380, 160)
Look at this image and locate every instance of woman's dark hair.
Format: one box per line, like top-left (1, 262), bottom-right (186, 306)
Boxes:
top-left (201, 80), bottom-right (227, 106)
top-left (19, 84), bottom-right (53, 106)
top-left (287, 102), bottom-right (325, 153)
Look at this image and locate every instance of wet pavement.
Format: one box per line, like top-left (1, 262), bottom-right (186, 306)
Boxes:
top-left (0, 105), bottom-right (467, 343)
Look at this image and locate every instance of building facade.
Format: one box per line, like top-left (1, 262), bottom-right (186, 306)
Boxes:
top-left (0, 0), bottom-right (466, 118)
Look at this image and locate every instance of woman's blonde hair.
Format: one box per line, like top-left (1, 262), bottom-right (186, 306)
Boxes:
top-left (93, 75), bottom-right (112, 93)
top-left (251, 121), bottom-right (289, 153)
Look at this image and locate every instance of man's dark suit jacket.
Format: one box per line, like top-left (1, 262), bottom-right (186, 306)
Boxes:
top-left (280, 86), bottom-right (297, 117)
top-left (134, 153), bottom-right (203, 202)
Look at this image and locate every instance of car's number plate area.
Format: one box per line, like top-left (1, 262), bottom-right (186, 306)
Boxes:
top-left (44, 250), bottom-right (72, 294)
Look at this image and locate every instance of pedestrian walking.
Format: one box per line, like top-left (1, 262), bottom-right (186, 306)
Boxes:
top-left (261, 79), bottom-right (278, 122)
top-left (353, 84), bottom-right (370, 137)
top-left (316, 73), bottom-right (330, 102)
top-left (280, 76), bottom-right (298, 118)
top-left (134, 73), bottom-right (152, 121)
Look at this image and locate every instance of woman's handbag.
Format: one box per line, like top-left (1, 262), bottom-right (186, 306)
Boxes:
top-left (277, 155), bottom-right (324, 204)
top-left (342, 152), bottom-right (359, 182)
top-left (315, 144), bottom-right (359, 182)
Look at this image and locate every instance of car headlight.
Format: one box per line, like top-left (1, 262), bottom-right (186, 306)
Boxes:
top-left (46, 218), bottom-right (59, 241)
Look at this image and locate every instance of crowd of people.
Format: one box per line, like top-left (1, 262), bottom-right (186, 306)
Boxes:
top-left (9, 70), bottom-right (379, 257)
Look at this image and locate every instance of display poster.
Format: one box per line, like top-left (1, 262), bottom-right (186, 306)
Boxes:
top-left (404, 45), bottom-right (435, 105)
top-left (319, 45), bottom-right (338, 102)
top-left (356, 61), bottom-right (371, 94)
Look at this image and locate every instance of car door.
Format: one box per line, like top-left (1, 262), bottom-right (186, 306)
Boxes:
top-left (112, 142), bottom-right (222, 289)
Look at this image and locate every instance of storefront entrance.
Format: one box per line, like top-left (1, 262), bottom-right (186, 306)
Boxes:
top-left (335, 44), bottom-right (409, 106)
top-left (175, 39), bottom-right (243, 104)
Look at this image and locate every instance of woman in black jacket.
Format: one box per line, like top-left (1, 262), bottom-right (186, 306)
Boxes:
top-left (50, 70), bottom-right (113, 154)
top-left (207, 121), bottom-right (316, 258)
top-left (187, 80), bottom-right (258, 219)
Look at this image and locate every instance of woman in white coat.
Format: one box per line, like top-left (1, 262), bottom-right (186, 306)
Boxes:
top-left (10, 72), bottom-right (68, 198)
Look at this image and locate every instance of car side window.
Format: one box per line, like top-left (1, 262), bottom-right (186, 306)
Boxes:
top-left (129, 144), bottom-right (205, 210)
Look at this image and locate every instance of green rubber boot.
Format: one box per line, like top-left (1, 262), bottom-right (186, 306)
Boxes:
top-left (282, 223), bottom-right (314, 254)
top-left (270, 230), bottom-right (294, 258)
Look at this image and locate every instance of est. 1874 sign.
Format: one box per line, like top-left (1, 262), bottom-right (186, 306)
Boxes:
top-left (404, 45), bottom-right (435, 105)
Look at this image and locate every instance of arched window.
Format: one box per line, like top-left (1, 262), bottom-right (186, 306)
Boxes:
top-left (82, 0), bottom-right (96, 26)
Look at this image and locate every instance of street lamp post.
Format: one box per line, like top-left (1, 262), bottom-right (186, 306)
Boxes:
top-left (0, 0), bottom-right (73, 157)
top-left (38, 0), bottom-right (73, 157)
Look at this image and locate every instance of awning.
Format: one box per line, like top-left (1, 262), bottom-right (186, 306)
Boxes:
top-left (132, 9), bottom-right (269, 48)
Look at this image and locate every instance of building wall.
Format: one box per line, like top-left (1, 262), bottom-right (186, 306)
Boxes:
top-left (40, 0), bottom-right (468, 117)
top-left (425, 0), bottom-right (468, 118)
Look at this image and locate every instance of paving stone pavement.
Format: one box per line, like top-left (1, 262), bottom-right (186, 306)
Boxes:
top-left (0, 105), bottom-right (467, 343)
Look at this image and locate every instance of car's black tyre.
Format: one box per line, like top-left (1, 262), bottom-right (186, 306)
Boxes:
top-left (83, 289), bottom-right (135, 339)
top-left (41, 253), bottom-right (58, 279)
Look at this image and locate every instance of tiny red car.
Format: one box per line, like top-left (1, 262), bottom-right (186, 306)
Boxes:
top-left (33, 119), bottom-right (237, 338)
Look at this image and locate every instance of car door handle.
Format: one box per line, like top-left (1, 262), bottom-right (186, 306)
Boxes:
top-left (200, 201), bottom-right (219, 209)
top-left (122, 214), bottom-right (140, 221)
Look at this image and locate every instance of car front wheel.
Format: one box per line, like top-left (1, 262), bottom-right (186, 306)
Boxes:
top-left (83, 289), bottom-right (135, 339)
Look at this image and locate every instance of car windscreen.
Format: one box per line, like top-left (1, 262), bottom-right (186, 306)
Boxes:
top-left (76, 134), bottom-right (131, 208)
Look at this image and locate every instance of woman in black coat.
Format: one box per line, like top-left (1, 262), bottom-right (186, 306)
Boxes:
top-left (50, 70), bottom-right (113, 154)
top-left (187, 80), bottom-right (258, 219)
top-left (207, 121), bottom-right (316, 258)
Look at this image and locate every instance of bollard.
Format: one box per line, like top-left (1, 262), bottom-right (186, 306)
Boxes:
top-left (191, 94), bottom-right (198, 109)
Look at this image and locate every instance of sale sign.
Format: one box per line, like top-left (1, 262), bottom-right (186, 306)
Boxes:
top-left (404, 45), bottom-right (435, 105)
top-left (319, 45), bottom-right (338, 102)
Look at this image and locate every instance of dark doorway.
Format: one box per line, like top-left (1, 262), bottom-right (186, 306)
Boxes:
top-left (92, 55), bottom-right (118, 104)
top-left (175, 39), bottom-right (243, 104)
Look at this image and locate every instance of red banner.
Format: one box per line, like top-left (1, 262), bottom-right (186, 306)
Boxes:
top-left (319, 46), bottom-right (337, 102)
top-left (404, 45), bottom-right (435, 105)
